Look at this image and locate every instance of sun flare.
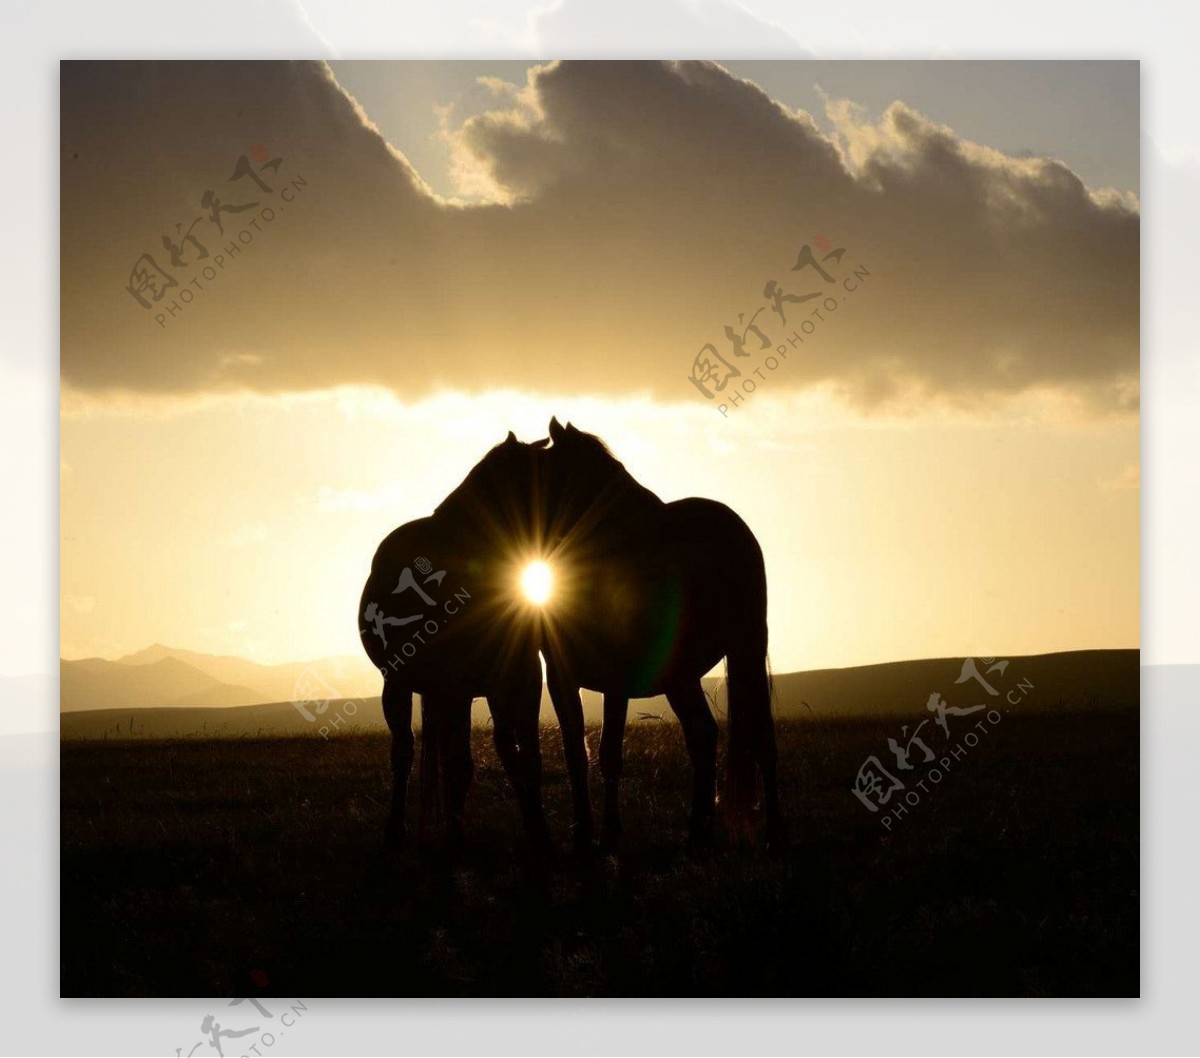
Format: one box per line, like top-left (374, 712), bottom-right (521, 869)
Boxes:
top-left (519, 560), bottom-right (554, 606)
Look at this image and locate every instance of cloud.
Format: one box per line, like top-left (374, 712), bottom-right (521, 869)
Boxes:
top-left (61, 60), bottom-right (1138, 416)
top-left (66, 594), bottom-right (96, 613)
top-left (1100, 463), bottom-right (1140, 491)
top-left (314, 484), bottom-right (405, 513)
top-left (222, 524), bottom-right (268, 548)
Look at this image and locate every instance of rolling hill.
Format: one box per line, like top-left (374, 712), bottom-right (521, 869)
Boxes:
top-left (59, 648), bottom-right (1138, 740)
top-left (761, 648), bottom-right (1139, 720)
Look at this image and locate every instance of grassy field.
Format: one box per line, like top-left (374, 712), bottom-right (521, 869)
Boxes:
top-left (60, 712), bottom-right (1138, 997)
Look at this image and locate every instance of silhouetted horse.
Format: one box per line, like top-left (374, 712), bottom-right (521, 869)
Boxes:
top-left (538, 418), bottom-right (781, 849)
top-left (358, 433), bottom-right (550, 851)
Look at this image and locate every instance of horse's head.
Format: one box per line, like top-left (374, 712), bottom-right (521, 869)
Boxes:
top-left (540, 417), bottom-right (661, 551)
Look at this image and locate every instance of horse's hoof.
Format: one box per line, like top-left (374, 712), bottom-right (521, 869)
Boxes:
top-left (567, 822), bottom-right (594, 854)
top-left (690, 814), bottom-right (716, 840)
top-left (764, 825), bottom-right (787, 857)
top-left (518, 836), bottom-right (558, 869)
top-left (598, 827), bottom-right (621, 853)
top-left (568, 835), bottom-right (597, 863)
top-left (445, 825), bottom-right (468, 858)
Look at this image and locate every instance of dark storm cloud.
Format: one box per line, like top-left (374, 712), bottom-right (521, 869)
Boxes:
top-left (61, 60), bottom-right (1138, 412)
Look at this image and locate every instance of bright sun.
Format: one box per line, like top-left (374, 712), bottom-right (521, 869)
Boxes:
top-left (520, 560), bottom-right (554, 605)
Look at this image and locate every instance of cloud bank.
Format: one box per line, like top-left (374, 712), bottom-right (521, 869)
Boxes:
top-left (61, 60), bottom-right (1138, 413)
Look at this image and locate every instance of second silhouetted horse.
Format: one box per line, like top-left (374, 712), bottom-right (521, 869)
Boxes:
top-left (537, 418), bottom-right (781, 850)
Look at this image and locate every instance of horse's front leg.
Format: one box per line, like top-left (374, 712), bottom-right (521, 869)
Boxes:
top-left (381, 679), bottom-right (414, 850)
top-left (490, 700), bottom-right (551, 852)
top-left (547, 659), bottom-right (593, 854)
top-left (491, 649), bottom-right (553, 852)
top-left (599, 692), bottom-right (628, 847)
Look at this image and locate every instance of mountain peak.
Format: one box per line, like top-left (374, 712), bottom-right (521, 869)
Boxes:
top-left (117, 644), bottom-right (179, 666)
top-left (62, 645), bottom-right (385, 712)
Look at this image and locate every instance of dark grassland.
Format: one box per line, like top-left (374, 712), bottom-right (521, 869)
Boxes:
top-left (61, 713), bottom-right (1138, 997)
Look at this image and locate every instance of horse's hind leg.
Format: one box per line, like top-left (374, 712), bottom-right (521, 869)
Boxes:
top-left (441, 693), bottom-right (475, 852)
top-left (599, 692), bottom-right (628, 847)
top-left (732, 650), bottom-right (782, 849)
top-left (547, 660), bottom-right (592, 854)
top-left (666, 681), bottom-right (718, 847)
top-left (381, 679), bottom-right (414, 850)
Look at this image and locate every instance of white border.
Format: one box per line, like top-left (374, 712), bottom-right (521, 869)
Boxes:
top-left (5, 1), bottom-right (1191, 1053)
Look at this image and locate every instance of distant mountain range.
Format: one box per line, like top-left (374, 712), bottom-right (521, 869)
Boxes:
top-left (60, 644), bottom-right (382, 712)
top-left (59, 647), bottom-right (1139, 740)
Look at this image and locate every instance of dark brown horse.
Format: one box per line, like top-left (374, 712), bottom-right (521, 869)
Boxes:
top-left (358, 433), bottom-right (550, 851)
top-left (537, 418), bottom-right (781, 850)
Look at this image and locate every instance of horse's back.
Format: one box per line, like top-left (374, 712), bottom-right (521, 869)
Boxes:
top-left (665, 496), bottom-right (762, 547)
top-left (663, 496), bottom-right (766, 589)
top-left (550, 495), bottom-right (766, 696)
top-left (367, 516), bottom-right (437, 573)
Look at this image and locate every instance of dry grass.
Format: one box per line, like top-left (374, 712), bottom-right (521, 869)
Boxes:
top-left (61, 713), bottom-right (1138, 997)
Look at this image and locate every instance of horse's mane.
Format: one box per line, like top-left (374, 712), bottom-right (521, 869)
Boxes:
top-left (433, 434), bottom-right (548, 521)
top-left (547, 423), bottom-right (666, 537)
top-left (433, 440), bottom-right (507, 519)
top-left (575, 430), bottom-right (616, 459)
top-left (571, 427), bottom-right (663, 506)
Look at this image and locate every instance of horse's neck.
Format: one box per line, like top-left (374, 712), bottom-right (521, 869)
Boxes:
top-left (434, 473), bottom-right (485, 519)
top-left (615, 477), bottom-right (665, 518)
top-left (432, 492), bottom-right (468, 523)
top-left (434, 477), bottom-right (505, 531)
top-left (584, 475), bottom-right (666, 544)
top-left (431, 500), bottom-right (497, 549)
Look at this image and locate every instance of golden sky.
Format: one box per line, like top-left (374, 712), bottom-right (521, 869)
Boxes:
top-left (59, 60), bottom-right (1139, 672)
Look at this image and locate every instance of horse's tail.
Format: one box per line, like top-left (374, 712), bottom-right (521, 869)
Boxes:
top-left (723, 556), bottom-right (773, 842)
top-left (418, 695), bottom-right (444, 840)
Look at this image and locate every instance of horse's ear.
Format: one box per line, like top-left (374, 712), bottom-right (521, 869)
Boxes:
top-left (505, 430), bottom-right (517, 444)
top-left (549, 417), bottom-right (565, 441)
top-left (566, 422), bottom-right (580, 436)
